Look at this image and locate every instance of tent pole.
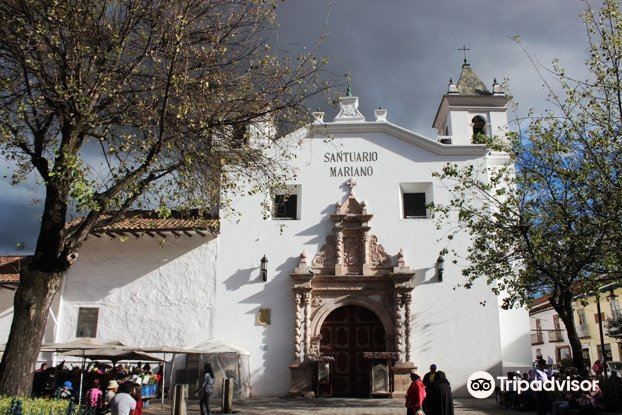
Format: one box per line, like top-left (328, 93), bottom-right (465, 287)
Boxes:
top-left (168, 353), bottom-right (176, 400)
top-left (161, 352), bottom-right (166, 406)
top-left (78, 351), bottom-right (85, 403)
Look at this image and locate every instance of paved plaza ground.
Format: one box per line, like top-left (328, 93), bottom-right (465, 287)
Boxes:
top-left (144, 397), bottom-right (529, 415)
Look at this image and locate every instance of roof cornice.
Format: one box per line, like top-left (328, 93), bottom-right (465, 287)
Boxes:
top-left (309, 122), bottom-right (488, 156)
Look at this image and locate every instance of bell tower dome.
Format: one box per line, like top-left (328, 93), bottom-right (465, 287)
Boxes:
top-left (432, 59), bottom-right (510, 145)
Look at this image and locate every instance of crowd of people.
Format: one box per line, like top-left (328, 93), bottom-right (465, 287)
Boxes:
top-left (405, 364), bottom-right (454, 415)
top-left (31, 360), bottom-right (163, 415)
top-left (497, 358), bottom-right (604, 415)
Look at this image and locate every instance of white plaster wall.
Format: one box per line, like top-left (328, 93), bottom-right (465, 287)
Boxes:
top-left (0, 289), bottom-right (14, 344)
top-left (448, 111), bottom-right (470, 144)
top-left (489, 111), bottom-right (510, 139)
top-left (215, 122), bottom-right (522, 396)
top-left (498, 304), bottom-right (532, 371)
top-left (57, 235), bottom-right (218, 348)
top-left (0, 286), bottom-right (62, 365)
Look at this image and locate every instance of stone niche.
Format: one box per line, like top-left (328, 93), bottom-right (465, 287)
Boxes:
top-left (288, 184), bottom-right (416, 398)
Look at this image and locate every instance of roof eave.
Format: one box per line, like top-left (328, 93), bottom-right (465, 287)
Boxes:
top-left (314, 121), bottom-right (488, 156)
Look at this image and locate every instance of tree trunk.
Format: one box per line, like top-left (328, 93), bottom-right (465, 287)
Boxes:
top-left (551, 298), bottom-right (587, 376)
top-left (0, 263), bottom-right (64, 396)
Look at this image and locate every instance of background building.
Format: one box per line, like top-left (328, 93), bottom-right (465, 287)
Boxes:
top-left (530, 284), bottom-right (622, 368)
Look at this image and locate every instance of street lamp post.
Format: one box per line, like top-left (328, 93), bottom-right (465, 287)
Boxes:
top-left (595, 293), bottom-right (608, 380)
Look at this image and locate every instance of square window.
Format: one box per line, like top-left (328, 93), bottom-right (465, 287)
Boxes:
top-left (272, 185), bottom-right (301, 220)
top-left (400, 183), bottom-right (432, 219)
top-left (76, 307), bottom-right (99, 338)
top-left (403, 193), bottom-right (426, 218)
top-left (274, 194), bottom-right (297, 219)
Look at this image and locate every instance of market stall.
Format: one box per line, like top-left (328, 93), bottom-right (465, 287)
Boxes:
top-left (55, 341), bottom-right (163, 403)
top-left (181, 339), bottom-right (251, 400)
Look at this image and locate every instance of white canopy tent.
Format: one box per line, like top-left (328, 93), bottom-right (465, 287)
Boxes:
top-left (154, 339), bottom-right (251, 400)
top-left (135, 340), bottom-right (250, 403)
top-left (185, 339), bottom-right (250, 356)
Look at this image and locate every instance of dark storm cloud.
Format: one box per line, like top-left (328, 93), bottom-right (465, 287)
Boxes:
top-left (0, 178), bottom-right (42, 254)
top-left (0, 0), bottom-right (593, 254)
top-left (276, 0), bottom-right (588, 132)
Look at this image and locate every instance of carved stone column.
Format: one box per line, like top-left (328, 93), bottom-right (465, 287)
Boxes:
top-left (335, 226), bottom-right (345, 275)
top-left (303, 292), bottom-right (312, 359)
top-left (363, 231), bottom-right (370, 264)
top-left (394, 292), bottom-right (405, 363)
top-left (293, 293), bottom-right (304, 363)
top-left (404, 292), bottom-right (412, 362)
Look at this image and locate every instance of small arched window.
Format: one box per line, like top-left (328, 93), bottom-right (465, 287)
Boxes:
top-left (471, 116), bottom-right (487, 143)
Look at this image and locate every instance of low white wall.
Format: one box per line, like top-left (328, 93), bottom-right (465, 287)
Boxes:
top-left (58, 235), bottom-right (218, 348)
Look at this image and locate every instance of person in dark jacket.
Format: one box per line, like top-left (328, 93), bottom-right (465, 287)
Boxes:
top-left (429, 371), bottom-right (454, 415)
top-left (422, 364), bottom-right (437, 414)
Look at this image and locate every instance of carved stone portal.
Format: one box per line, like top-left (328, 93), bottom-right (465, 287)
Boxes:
top-left (289, 184), bottom-right (416, 398)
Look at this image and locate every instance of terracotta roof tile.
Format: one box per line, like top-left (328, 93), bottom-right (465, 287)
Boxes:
top-left (0, 256), bottom-right (24, 284)
top-left (70, 211), bottom-right (219, 235)
top-left (529, 294), bottom-right (552, 315)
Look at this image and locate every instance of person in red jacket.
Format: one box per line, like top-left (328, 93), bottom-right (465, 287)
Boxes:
top-left (405, 372), bottom-right (426, 415)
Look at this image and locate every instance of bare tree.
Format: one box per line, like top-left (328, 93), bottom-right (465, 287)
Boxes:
top-left (0, 0), bottom-right (334, 395)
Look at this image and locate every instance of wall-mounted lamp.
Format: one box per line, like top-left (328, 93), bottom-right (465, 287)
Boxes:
top-left (260, 255), bottom-right (269, 282)
top-left (436, 256), bottom-right (445, 282)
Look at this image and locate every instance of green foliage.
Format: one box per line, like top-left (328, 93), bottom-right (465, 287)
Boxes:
top-left (0, 396), bottom-right (69, 415)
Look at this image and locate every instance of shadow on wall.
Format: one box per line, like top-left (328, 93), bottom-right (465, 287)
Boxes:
top-left (223, 268), bottom-right (260, 291)
top-left (500, 332), bottom-right (533, 371)
top-left (237, 255), bottom-right (300, 396)
top-left (294, 202), bottom-right (341, 245)
top-left (64, 235), bottom-right (214, 303)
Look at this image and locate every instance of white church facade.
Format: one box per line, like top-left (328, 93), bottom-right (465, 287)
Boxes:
top-left (0, 62), bottom-right (531, 397)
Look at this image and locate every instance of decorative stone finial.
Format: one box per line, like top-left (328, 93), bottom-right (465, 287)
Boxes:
top-left (492, 78), bottom-right (505, 96)
top-left (346, 178), bottom-right (357, 196)
top-left (448, 77), bottom-right (458, 95)
top-left (374, 107), bottom-right (388, 122)
top-left (299, 250), bottom-right (307, 265)
top-left (334, 92), bottom-right (365, 123)
top-left (397, 249), bottom-right (406, 268)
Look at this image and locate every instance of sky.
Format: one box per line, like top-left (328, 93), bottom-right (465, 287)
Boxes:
top-left (0, 0), bottom-right (593, 254)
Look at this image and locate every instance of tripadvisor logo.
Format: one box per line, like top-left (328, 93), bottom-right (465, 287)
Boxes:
top-left (467, 371), bottom-right (600, 399)
top-left (467, 371), bottom-right (495, 399)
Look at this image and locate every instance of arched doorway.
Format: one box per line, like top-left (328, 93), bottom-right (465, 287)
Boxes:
top-left (319, 305), bottom-right (386, 397)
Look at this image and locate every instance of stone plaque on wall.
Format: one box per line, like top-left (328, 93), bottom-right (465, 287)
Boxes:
top-left (256, 308), bottom-right (271, 325)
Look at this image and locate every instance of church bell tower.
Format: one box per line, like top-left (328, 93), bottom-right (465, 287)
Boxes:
top-left (432, 58), bottom-right (510, 146)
